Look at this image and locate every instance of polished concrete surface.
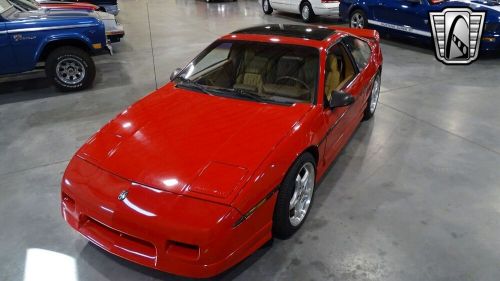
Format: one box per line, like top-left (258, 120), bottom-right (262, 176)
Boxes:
top-left (1, 1), bottom-right (500, 280)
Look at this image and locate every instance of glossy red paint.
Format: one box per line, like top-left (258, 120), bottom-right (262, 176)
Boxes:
top-left (38, 2), bottom-right (98, 10)
top-left (62, 25), bottom-right (383, 278)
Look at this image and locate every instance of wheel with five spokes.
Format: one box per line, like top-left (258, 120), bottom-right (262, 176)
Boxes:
top-left (350, 9), bottom-right (366, 29)
top-left (273, 152), bottom-right (316, 239)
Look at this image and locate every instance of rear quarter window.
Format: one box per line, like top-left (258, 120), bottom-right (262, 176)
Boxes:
top-left (343, 36), bottom-right (371, 70)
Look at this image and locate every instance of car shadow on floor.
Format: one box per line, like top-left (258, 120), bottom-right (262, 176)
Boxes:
top-left (312, 119), bottom-right (376, 210)
top-left (0, 61), bottom-right (131, 105)
top-left (0, 73), bottom-right (63, 105)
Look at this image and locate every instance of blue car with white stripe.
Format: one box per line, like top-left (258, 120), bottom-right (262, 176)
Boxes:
top-left (339, 0), bottom-right (500, 53)
top-left (0, 0), bottom-right (109, 91)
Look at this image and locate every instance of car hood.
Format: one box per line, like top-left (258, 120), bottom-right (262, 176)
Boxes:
top-left (38, 1), bottom-right (98, 10)
top-left (76, 84), bottom-right (312, 204)
top-left (13, 8), bottom-right (94, 20)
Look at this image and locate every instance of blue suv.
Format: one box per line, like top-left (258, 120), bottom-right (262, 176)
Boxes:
top-left (340, 0), bottom-right (500, 53)
top-left (0, 0), bottom-right (110, 91)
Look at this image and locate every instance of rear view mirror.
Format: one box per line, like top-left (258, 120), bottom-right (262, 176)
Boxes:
top-left (406, 0), bottom-right (421, 3)
top-left (170, 68), bottom-right (182, 81)
top-left (329, 91), bottom-right (355, 108)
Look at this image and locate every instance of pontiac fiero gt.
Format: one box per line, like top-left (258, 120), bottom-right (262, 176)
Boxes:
top-left (61, 24), bottom-right (383, 278)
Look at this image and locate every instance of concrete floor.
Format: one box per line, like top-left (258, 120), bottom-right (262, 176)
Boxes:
top-left (1, 0), bottom-right (500, 280)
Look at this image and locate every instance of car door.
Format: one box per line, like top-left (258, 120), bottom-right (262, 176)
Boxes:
top-left (270, 0), bottom-right (291, 12)
top-left (0, 21), bottom-right (17, 75)
top-left (5, 18), bottom-right (42, 73)
top-left (321, 42), bottom-right (363, 164)
top-left (371, 0), bottom-right (431, 38)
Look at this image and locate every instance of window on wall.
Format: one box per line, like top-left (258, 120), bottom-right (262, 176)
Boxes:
top-left (324, 44), bottom-right (356, 103)
top-left (343, 36), bottom-right (372, 70)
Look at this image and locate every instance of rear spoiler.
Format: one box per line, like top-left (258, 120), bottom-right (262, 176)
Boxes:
top-left (329, 26), bottom-right (380, 42)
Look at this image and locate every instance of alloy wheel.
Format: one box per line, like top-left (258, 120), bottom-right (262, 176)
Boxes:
top-left (370, 75), bottom-right (381, 113)
top-left (56, 58), bottom-right (86, 85)
top-left (301, 5), bottom-right (310, 21)
top-left (289, 162), bottom-right (315, 227)
top-left (351, 13), bottom-right (364, 28)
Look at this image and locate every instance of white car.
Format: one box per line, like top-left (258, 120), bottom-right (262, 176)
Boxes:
top-left (261, 0), bottom-right (339, 22)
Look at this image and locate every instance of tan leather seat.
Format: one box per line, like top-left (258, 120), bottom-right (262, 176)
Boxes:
top-left (235, 52), bottom-right (268, 92)
top-left (325, 56), bottom-right (340, 102)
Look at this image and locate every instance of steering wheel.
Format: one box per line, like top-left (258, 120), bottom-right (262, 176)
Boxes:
top-left (276, 76), bottom-right (310, 91)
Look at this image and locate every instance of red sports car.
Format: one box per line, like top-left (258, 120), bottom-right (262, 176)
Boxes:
top-left (61, 24), bottom-right (382, 278)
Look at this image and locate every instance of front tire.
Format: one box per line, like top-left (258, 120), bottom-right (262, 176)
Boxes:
top-left (363, 72), bottom-right (381, 120)
top-left (350, 9), bottom-right (366, 29)
top-left (273, 153), bottom-right (316, 239)
top-left (300, 1), bottom-right (315, 22)
top-left (45, 46), bottom-right (95, 92)
top-left (262, 0), bottom-right (273, 14)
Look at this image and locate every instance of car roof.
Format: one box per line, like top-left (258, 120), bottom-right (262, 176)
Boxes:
top-left (232, 24), bottom-right (336, 41)
top-left (221, 24), bottom-right (343, 49)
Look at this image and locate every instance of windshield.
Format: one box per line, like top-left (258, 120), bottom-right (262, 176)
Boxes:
top-left (176, 40), bottom-right (319, 104)
top-left (0, 0), bottom-right (13, 13)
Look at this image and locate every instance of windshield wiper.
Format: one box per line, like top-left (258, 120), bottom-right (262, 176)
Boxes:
top-left (175, 77), bottom-right (211, 95)
top-left (211, 87), bottom-right (268, 102)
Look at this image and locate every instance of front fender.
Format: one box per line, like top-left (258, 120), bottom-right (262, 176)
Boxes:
top-left (36, 34), bottom-right (89, 61)
top-left (340, 1), bottom-right (369, 23)
top-left (34, 23), bottom-right (106, 64)
top-left (231, 106), bottom-right (323, 217)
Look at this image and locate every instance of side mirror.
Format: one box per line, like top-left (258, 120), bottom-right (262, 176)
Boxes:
top-left (329, 91), bottom-right (355, 108)
top-left (170, 68), bottom-right (182, 81)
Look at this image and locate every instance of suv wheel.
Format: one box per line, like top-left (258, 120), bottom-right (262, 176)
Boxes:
top-left (45, 46), bottom-right (95, 92)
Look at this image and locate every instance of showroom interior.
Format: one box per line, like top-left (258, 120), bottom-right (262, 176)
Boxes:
top-left (1, 0), bottom-right (500, 280)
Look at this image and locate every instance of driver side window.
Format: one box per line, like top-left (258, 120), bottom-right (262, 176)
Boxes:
top-left (324, 44), bottom-right (356, 104)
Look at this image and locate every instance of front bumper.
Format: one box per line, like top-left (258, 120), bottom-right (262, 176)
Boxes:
top-left (312, 2), bottom-right (340, 17)
top-left (61, 156), bottom-right (274, 278)
top-left (101, 4), bottom-right (119, 16)
top-left (106, 24), bottom-right (125, 43)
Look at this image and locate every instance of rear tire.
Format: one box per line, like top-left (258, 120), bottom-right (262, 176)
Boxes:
top-left (300, 1), bottom-right (315, 23)
top-left (262, 0), bottom-right (273, 14)
top-left (350, 9), bottom-right (366, 29)
top-left (273, 153), bottom-right (316, 239)
top-left (363, 72), bottom-right (381, 121)
top-left (45, 46), bottom-right (95, 92)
